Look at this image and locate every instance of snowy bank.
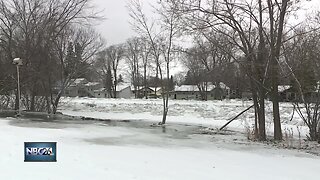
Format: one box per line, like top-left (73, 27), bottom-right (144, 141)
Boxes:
top-left (1, 117), bottom-right (320, 180)
top-left (59, 97), bottom-right (309, 138)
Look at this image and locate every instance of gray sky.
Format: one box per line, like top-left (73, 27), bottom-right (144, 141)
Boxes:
top-left (92, 0), bottom-right (320, 46)
top-left (91, 0), bottom-right (320, 77)
top-left (92, 0), bottom-right (157, 45)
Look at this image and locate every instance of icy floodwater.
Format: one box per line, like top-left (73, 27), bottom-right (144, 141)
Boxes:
top-left (3, 116), bottom-right (314, 153)
top-left (7, 116), bottom-right (220, 149)
top-left (0, 113), bottom-right (317, 152)
top-left (1, 115), bottom-right (320, 180)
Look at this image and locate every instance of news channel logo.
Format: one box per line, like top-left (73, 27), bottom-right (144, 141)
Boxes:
top-left (24, 142), bottom-right (57, 162)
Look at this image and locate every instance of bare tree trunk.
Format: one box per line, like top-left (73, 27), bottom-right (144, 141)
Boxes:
top-left (255, 0), bottom-right (266, 141)
top-left (271, 65), bottom-right (282, 140)
top-left (14, 90), bottom-right (19, 111)
top-left (254, 103), bottom-right (259, 139)
top-left (257, 90), bottom-right (266, 140)
top-left (30, 85), bottom-right (36, 112)
top-left (113, 69), bottom-right (117, 98)
top-left (30, 95), bottom-right (35, 112)
top-left (45, 94), bottom-right (51, 114)
top-left (144, 64), bottom-right (147, 98)
top-left (252, 84), bottom-right (266, 141)
top-left (250, 54), bottom-right (266, 140)
top-left (161, 62), bottom-right (170, 125)
top-left (268, 0), bottom-right (288, 140)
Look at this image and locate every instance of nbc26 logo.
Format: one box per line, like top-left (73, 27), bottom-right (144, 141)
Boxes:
top-left (24, 142), bottom-right (57, 162)
top-left (26, 147), bottom-right (54, 156)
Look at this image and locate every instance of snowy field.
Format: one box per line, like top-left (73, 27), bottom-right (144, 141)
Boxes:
top-left (1, 117), bottom-right (320, 180)
top-left (60, 97), bottom-right (309, 138)
top-left (1, 97), bottom-right (320, 180)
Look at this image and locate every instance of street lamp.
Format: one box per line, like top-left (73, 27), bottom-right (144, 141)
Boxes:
top-left (13, 58), bottom-right (23, 117)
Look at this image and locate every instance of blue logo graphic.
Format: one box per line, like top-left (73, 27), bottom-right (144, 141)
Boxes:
top-left (24, 142), bottom-right (57, 162)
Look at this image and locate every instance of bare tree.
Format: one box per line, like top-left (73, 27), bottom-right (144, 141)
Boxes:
top-left (164, 0), bottom-right (269, 140)
top-left (283, 29), bottom-right (320, 142)
top-left (0, 0), bottom-right (103, 113)
top-left (182, 33), bottom-right (236, 101)
top-left (51, 27), bottom-right (104, 113)
top-left (125, 37), bottom-right (151, 99)
top-left (140, 38), bottom-right (152, 98)
top-left (163, 0), bottom-right (305, 141)
top-left (182, 45), bottom-right (209, 100)
top-left (105, 44), bottom-right (125, 98)
top-left (125, 37), bottom-right (141, 98)
top-left (128, 0), bottom-right (180, 124)
top-left (266, 0), bottom-right (291, 140)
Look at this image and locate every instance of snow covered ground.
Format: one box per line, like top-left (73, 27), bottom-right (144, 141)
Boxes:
top-left (60, 97), bottom-right (310, 138)
top-left (1, 117), bottom-right (320, 180)
top-left (1, 97), bottom-right (320, 179)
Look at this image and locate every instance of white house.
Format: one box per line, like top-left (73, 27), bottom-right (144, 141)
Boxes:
top-left (132, 86), bottom-right (156, 98)
top-left (64, 78), bottom-right (88, 97)
top-left (84, 82), bottom-right (102, 97)
top-left (94, 88), bottom-right (108, 98)
top-left (171, 85), bottom-right (202, 100)
top-left (170, 83), bottom-right (230, 100)
top-left (94, 85), bottom-right (132, 99)
top-left (63, 78), bottom-right (103, 97)
top-left (116, 85), bottom-right (133, 98)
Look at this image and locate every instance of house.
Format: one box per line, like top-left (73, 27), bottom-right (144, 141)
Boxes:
top-left (64, 78), bottom-right (88, 97)
top-left (93, 88), bottom-right (108, 98)
top-left (241, 91), bottom-right (253, 100)
top-left (241, 86), bottom-right (292, 101)
top-left (278, 85), bottom-right (295, 102)
top-left (64, 78), bottom-right (102, 97)
top-left (94, 85), bottom-right (132, 99)
top-left (215, 82), bottom-right (231, 99)
top-left (211, 86), bottom-right (225, 100)
top-left (278, 84), bottom-right (320, 103)
top-left (169, 83), bottom-right (230, 100)
top-left (116, 85), bottom-right (133, 98)
top-left (171, 85), bottom-right (201, 100)
top-left (229, 89), bottom-right (242, 99)
top-left (132, 86), bottom-right (156, 98)
top-left (149, 87), bottom-right (159, 95)
top-left (83, 82), bottom-right (102, 97)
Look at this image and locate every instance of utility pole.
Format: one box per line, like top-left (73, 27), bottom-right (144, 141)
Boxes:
top-left (13, 58), bottom-right (23, 117)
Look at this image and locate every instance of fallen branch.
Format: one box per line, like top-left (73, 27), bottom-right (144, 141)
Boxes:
top-left (219, 105), bottom-right (254, 131)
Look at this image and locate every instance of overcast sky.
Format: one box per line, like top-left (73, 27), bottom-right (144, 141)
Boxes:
top-left (92, 0), bottom-right (320, 46)
top-left (92, 0), bottom-right (157, 45)
top-left (90, 0), bottom-right (320, 78)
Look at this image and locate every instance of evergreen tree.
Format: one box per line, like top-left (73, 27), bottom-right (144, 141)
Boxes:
top-left (169, 75), bottom-right (174, 91)
top-left (65, 42), bottom-right (76, 77)
top-left (118, 74), bottom-right (124, 84)
top-left (105, 63), bottom-right (113, 98)
top-left (292, 59), bottom-right (317, 93)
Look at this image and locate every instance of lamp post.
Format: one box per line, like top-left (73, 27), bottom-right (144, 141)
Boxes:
top-left (13, 58), bottom-right (23, 117)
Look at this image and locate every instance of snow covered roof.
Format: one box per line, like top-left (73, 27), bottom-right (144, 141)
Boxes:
top-left (130, 86), bottom-right (156, 91)
top-left (70, 78), bottom-right (87, 87)
top-left (278, 85), bottom-right (291, 93)
top-left (149, 87), bottom-right (157, 92)
top-left (117, 85), bottom-right (131, 91)
top-left (94, 88), bottom-right (106, 92)
top-left (138, 87), bottom-right (155, 91)
top-left (73, 78), bottom-right (86, 84)
top-left (175, 85), bottom-right (201, 92)
top-left (219, 82), bottom-right (230, 90)
top-left (174, 84), bottom-right (229, 92)
top-left (93, 85), bottom-right (130, 93)
top-left (85, 82), bottom-right (100, 87)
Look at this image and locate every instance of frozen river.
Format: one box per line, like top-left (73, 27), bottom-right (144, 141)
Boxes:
top-left (0, 115), bottom-right (319, 180)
